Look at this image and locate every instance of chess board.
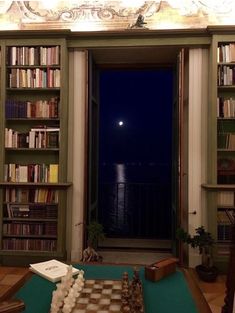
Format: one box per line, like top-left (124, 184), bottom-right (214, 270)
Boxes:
top-left (70, 279), bottom-right (144, 313)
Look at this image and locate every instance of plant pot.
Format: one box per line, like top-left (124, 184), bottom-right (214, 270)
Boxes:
top-left (195, 264), bottom-right (218, 282)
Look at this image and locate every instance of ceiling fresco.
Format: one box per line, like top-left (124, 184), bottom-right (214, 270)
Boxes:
top-left (0, 1), bottom-right (235, 31)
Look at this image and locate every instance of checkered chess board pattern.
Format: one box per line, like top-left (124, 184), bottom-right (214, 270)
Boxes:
top-left (71, 279), bottom-right (123, 313)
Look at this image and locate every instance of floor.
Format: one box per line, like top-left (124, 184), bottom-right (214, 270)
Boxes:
top-left (0, 266), bottom-right (31, 301)
top-left (0, 252), bottom-right (227, 313)
top-left (99, 249), bottom-right (172, 264)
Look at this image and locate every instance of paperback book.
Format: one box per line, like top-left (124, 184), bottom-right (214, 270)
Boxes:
top-left (29, 259), bottom-right (79, 283)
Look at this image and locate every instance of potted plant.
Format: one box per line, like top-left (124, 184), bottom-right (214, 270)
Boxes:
top-left (177, 226), bottom-right (218, 282)
top-left (82, 221), bottom-right (105, 262)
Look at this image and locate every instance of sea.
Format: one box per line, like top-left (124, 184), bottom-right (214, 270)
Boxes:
top-left (98, 162), bottom-right (172, 239)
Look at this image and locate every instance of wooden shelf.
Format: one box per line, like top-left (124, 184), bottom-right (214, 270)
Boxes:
top-left (202, 184), bottom-right (235, 190)
top-left (6, 88), bottom-right (60, 91)
top-left (5, 148), bottom-right (59, 151)
top-left (3, 218), bottom-right (57, 222)
top-left (6, 118), bottom-right (59, 121)
top-left (7, 65), bottom-right (60, 69)
top-left (218, 85), bottom-right (235, 90)
top-left (0, 182), bottom-right (72, 188)
top-left (3, 234), bottom-right (57, 239)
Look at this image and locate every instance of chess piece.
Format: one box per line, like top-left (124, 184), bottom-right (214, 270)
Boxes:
top-left (121, 274), bottom-right (131, 311)
top-left (50, 266), bottom-right (74, 313)
top-left (131, 267), bottom-right (142, 291)
top-left (122, 272), bottom-right (129, 289)
top-left (132, 284), bottom-right (143, 313)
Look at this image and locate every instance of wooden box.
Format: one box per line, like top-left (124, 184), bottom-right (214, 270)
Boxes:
top-left (145, 258), bottom-right (178, 282)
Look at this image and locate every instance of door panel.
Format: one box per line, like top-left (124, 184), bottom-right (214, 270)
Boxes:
top-left (172, 48), bottom-right (188, 264)
top-left (87, 53), bottom-right (99, 224)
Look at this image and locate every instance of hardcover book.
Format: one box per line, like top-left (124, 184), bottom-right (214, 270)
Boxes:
top-left (29, 259), bottom-right (79, 282)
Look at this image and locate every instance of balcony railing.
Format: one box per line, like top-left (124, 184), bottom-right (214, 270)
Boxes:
top-left (98, 182), bottom-right (172, 239)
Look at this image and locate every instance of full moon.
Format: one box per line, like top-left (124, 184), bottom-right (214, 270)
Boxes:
top-left (118, 121), bottom-right (124, 126)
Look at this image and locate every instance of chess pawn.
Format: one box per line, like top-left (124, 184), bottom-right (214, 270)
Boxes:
top-left (122, 272), bottom-right (130, 291)
top-left (133, 267), bottom-right (140, 284)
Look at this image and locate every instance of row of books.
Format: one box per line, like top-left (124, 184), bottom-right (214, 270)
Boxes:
top-left (217, 243), bottom-right (231, 255)
top-left (2, 238), bottom-right (57, 251)
top-left (218, 132), bottom-right (235, 149)
top-left (5, 98), bottom-right (59, 118)
top-left (217, 97), bottom-right (235, 118)
top-left (5, 127), bottom-right (60, 148)
top-left (217, 191), bottom-right (235, 206)
top-left (3, 222), bottom-right (57, 236)
top-left (218, 224), bottom-right (231, 241)
top-left (217, 43), bottom-right (235, 63)
top-left (7, 46), bottom-right (60, 66)
top-left (217, 65), bottom-right (235, 86)
top-left (4, 163), bottom-right (59, 183)
top-left (4, 188), bottom-right (59, 203)
top-left (217, 209), bottom-right (235, 224)
top-left (4, 204), bottom-right (58, 219)
top-left (8, 68), bottom-right (60, 88)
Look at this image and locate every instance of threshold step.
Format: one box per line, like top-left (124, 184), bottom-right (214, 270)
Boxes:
top-left (98, 238), bottom-right (172, 250)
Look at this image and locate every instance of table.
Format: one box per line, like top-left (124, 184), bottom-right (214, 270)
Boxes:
top-left (14, 264), bottom-right (211, 313)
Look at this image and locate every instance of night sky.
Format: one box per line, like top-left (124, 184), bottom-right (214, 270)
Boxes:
top-left (99, 68), bottom-right (174, 164)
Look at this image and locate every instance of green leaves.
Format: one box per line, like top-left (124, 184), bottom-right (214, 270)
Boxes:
top-left (87, 221), bottom-right (105, 247)
top-left (176, 226), bottom-right (214, 253)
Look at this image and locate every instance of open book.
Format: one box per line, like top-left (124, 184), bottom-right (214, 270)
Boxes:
top-left (29, 259), bottom-right (80, 283)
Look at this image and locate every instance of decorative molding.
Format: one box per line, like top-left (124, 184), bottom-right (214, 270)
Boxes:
top-left (0, 1), bottom-right (235, 30)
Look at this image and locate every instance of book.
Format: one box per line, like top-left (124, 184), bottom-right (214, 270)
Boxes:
top-left (49, 164), bottom-right (59, 183)
top-left (29, 259), bottom-right (79, 282)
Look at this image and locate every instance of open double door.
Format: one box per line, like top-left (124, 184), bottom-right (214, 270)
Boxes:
top-left (85, 47), bottom-right (189, 263)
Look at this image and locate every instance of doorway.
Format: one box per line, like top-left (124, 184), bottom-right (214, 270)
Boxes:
top-left (86, 46), bottom-right (185, 254)
top-left (98, 68), bottom-right (173, 245)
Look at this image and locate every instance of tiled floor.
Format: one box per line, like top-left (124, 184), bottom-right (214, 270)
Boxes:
top-left (0, 266), bottom-right (30, 301)
top-left (193, 270), bottom-right (227, 313)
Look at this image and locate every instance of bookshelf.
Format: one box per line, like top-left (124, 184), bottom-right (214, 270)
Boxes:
top-left (217, 42), bottom-right (235, 260)
top-left (204, 36), bottom-right (235, 270)
top-left (0, 38), bottom-right (71, 265)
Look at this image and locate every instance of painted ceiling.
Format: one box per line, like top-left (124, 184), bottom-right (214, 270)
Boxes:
top-left (0, 1), bottom-right (235, 31)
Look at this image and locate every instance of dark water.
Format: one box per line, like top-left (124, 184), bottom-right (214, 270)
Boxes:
top-left (98, 163), bottom-right (172, 239)
top-left (99, 162), bottom-right (171, 184)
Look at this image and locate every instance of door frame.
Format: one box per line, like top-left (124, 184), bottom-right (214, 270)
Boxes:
top-left (67, 31), bottom-right (210, 263)
top-left (85, 46), bottom-right (187, 256)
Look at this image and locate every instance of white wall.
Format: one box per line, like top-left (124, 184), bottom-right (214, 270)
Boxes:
top-left (188, 48), bottom-right (209, 267)
top-left (67, 49), bottom-right (87, 262)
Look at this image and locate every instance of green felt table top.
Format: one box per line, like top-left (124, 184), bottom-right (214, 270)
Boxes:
top-left (15, 264), bottom-right (198, 313)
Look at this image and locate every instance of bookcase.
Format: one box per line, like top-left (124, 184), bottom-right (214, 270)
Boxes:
top-left (0, 38), bottom-right (71, 265)
top-left (204, 34), bottom-right (235, 271)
